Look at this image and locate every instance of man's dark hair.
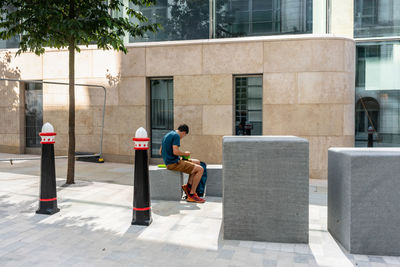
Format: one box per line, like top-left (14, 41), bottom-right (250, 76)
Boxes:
top-left (178, 124), bottom-right (189, 134)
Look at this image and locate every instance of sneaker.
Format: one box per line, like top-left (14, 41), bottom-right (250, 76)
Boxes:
top-left (186, 193), bottom-right (206, 203)
top-left (181, 184), bottom-right (190, 197)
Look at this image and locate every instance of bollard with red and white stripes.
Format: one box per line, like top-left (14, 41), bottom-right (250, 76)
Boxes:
top-left (131, 127), bottom-right (152, 226)
top-left (36, 122), bottom-right (60, 215)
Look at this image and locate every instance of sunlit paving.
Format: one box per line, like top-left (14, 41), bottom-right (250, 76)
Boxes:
top-left (1, 154), bottom-right (399, 266)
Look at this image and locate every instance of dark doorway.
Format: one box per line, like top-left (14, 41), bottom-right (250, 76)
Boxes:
top-left (25, 83), bottom-right (43, 148)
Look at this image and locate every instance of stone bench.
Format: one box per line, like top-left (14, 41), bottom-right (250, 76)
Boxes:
top-left (149, 166), bottom-right (185, 201)
top-left (328, 148), bottom-right (400, 256)
top-left (149, 164), bottom-right (223, 200)
top-left (223, 136), bottom-right (309, 243)
top-left (205, 164), bottom-right (222, 197)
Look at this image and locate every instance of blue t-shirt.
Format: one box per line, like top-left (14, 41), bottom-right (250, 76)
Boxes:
top-left (161, 131), bottom-right (180, 165)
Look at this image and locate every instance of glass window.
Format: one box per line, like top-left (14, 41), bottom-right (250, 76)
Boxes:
top-left (355, 41), bottom-right (400, 147)
top-left (216, 0), bottom-right (312, 38)
top-left (0, 36), bottom-right (19, 49)
top-left (354, 0), bottom-right (400, 38)
top-left (235, 76), bottom-right (262, 136)
top-left (0, 6), bottom-right (20, 49)
top-left (130, 0), bottom-right (210, 42)
top-left (25, 83), bottom-right (43, 148)
top-left (151, 79), bottom-right (173, 157)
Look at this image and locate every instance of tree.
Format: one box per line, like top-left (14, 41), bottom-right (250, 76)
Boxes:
top-left (0, 0), bottom-right (158, 184)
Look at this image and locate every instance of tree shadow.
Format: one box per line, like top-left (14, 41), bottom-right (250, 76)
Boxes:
top-left (0, 51), bottom-right (21, 111)
top-left (0, 52), bottom-right (22, 155)
top-left (151, 200), bottom-right (201, 216)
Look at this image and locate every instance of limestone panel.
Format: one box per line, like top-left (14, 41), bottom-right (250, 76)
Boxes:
top-left (263, 73), bottom-right (297, 104)
top-left (104, 84), bottom-right (119, 106)
top-left (0, 109), bottom-right (19, 134)
top-left (263, 104), bottom-right (343, 136)
top-left (54, 134), bottom-right (68, 152)
top-left (0, 52), bottom-right (22, 85)
top-left (121, 47), bottom-right (146, 77)
top-left (203, 42), bottom-right (263, 74)
top-left (190, 135), bottom-right (223, 164)
top-left (119, 134), bottom-right (135, 156)
top-left (343, 104), bottom-right (355, 136)
top-left (118, 77), bottom-right (146, 106)
top-left (8, 52), bottom-right (42, 80)
top-left (0, 81), bottom-right (21, 107)
top-left (0, 134), bottom-right (20, 146)
top-left (146, 45), bottom-right (202, 76)
top-left (102, 134), bottom-right (120, 155)
top-left (0, 144), bottom-right (21, 154)
top-left (43, 50), bottom-right (93, 79)
top-left (92, 106), bottom-right (106, 128)
top-left (43, 92), bottom-right (69, 107)
top-left (87, 85), bottom-right (109, 107)
top-left (264, 39), bottom-right (345, 73)
top-left (75, 134), bottom-right (101, 153)
top-left (42, 80), bottom-right (104, 108)
top-left (306, 135), bottom-right (354, 179)
top-left (175, 75), bottom-right (232, 106)
top-left (174, 105), bottom-right (203, 135)
top-left (344, 40), bottom-right (356, 73)
top-left (298, 72), bottom-right (353, 104)
top-left (43, 107), bottom-right (68, 136)
top-left (67, 78), bottom-right (118, 107)
top-left (104, 106), bottom-right (146, 135)
top-left (76, 109), bottom-right (94, 135)
top-left (92, 50), bottom-right (121, 78)
top-left (202, 105), bottom-right (232, 136)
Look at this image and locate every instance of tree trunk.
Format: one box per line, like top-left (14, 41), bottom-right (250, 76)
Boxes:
top-left (66, 38), bottom-right (75, 184)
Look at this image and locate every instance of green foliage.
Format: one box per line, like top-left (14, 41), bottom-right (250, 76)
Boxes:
top-left (0, 0), bottom-right (159, 55)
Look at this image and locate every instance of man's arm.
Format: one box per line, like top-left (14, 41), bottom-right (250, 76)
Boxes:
top-left (159, 145), bottom-right (162, 156)
top-left (172, 145), bottom-right (190, 157)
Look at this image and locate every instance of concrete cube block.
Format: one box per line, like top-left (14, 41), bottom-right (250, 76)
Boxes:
top-left (328, 148), bottom-right (400, 256)
top-left (223, 136), bottom-right (309, 243)
top-left (149, 166), bottom-right (183, 201)
top-left (206, 164), bottom-right (222, 197)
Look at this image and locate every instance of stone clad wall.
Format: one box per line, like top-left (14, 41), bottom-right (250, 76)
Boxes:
top-left (0, 35), bottom-right (355, 179)
top-left (0, 52), bottom-right (26, 154)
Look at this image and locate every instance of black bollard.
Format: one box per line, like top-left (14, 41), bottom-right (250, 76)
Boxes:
top-left (367, 126), bottom-right (374, 147)
top-left (36, 123), bottom-right (60, 215)
top-left (132, 127), bottom-right (152, 226)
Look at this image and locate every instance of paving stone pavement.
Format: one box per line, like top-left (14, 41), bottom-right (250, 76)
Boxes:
top-left (1, 153), bottom-right (400, 267)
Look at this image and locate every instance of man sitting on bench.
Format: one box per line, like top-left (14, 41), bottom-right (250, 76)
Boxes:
top-left (159, 124), bottom-right (205, 203)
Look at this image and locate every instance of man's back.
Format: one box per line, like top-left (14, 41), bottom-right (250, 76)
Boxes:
top-left (161, 130), bottom-right (180, 165)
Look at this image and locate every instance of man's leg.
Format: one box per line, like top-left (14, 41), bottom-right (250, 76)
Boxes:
top-left (189, 165), bottom-right (203, 194)
top-left (187, 158), bottom-right (201, 187)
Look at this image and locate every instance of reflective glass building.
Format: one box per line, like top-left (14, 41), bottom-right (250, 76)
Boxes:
top-left (354, 0), bottom-right (400, 147)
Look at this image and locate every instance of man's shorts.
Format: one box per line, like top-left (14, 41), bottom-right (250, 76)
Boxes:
top-left (167, 160), bottom-right (195, 174)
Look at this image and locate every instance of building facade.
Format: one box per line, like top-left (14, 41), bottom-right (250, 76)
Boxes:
top-left (1, 0), bottom-right (398, 179)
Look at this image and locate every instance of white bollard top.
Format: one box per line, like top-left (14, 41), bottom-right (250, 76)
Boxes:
top-left (42, 122), bottom-right (54, 133)
top-left (135, 127), bottom-right (148, 138)
top-left (39, 122), bottom-right (56, 144)
top-left (132, 127), bottom-right (150, 150)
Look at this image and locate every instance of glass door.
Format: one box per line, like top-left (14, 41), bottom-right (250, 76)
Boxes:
top-left (150, 79), bottom-right (173, 157)
top-left (25, 83), bottom-right (43, 148)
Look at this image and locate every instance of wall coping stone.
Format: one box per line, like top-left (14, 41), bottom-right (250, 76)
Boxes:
top-left (0, 34), bottom-right (354, 53)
